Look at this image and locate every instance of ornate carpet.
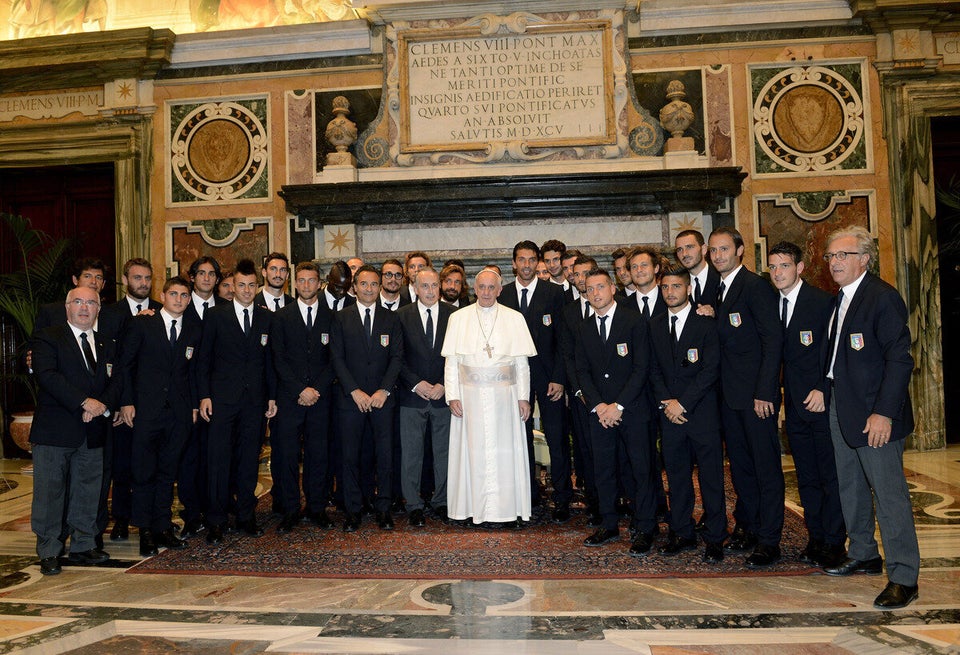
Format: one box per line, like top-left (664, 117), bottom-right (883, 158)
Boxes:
top-left (131, 473), bottom-right (819, 580)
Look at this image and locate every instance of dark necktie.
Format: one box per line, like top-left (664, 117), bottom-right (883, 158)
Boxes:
top-left (583, 302), bottom-right (590, 320)
top-left (274, 298), bottom-right (281, 312)
top-left (670, 315), bottom-right (679, 358)
top-left (80, 332), bottom-right (96, 374)
top-left (717, 281), bottom-right (726, 306)
top-left (385, 301), bottom-right (395, 311)
top-left (170, 319), bottom-right (178, 350)
top-left (425, 307), bottom-right (434, 347)
top-left (641, 295), bottom-right (650, 320)
top-left (599, 315), bottom-right (608, 343)
top-left (243, 307), bottom-right (250, 335)
top-left (781, 297), bottom-right (789, 328)
top-left (202, 300), bottom-right (208, 318)
top-left (306, 305), bottom-right (313, 330)
top-left (135, 303), bottom-right (142, 314)
top-left (332, 297), bottom-right (339, 311)
top-left (520, 287), bottom-right (528, 314)
top-left (693, 277), bottom-right (702, 304)
top-left (364, 307), bottom-right (372, 339)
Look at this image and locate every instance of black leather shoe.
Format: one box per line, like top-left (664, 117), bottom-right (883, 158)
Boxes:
top-left (180, 518), bottom-right (205, 539)
top-left (237, 519), bottom-right (264, 537)
top-left (206, 524), bottom-right (224, 544)
top-left (139, 530), bottom-right (158, 557)
top-left (552, 505), bottom-right (571, 524)
top-left (409, 509), bottom-right (426, 527)
top-left (69, 548), bottom-right (110, 566)
top-left (816, 543), bottom-right (848, 569)
top-left (361, 499), bottom-right (376, 517)
top-left (377, 512), bottom-right (395, 530)
top-left (694, 515), bottom-right (707, 532)
top-left (658, 532), bottom-right (698, 556)
top-left (745, 544), bottom-right (781, 568)
top-left (824, 556), bottom-right (883, 577)
top-left (156, 528), bottom-right (187, 550)
top-left (724, 528), bottom-right (758, 553)
top-left (702, 542), bottom-right (724, 563)
top-left (40, 556), bottom-right (62, 575)
top-left (586, 506), bottom-right (602, 528)
top-left (798, 538), bottom-right (823, 564)
top-left (307, 510), bottom-right (333, 529)
top-left (584, 528), bottom-right (619, 546)
top-left (390, 498), bottom-right (407, 515)
top-left (343, 513), bottom-right (361, 533)
top-left (629, 531), bottom-right (655, 557)
top-left (432, 505), bottom-right (448, 523)
top-left (110, 520), bottom-right (129, 541)
top-left (276, 513), bottom-right (300, 534)
top-left (873, 581), bottom-right (919, 609)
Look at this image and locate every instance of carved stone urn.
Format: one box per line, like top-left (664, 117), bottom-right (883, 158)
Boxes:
top-left (659, 80), bottom-right (696, 153)
top-left (325, 95), bottom-right (358, 167)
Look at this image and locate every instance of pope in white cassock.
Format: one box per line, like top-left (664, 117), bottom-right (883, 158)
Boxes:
top-left (442, 269), bottom-right (537, 525)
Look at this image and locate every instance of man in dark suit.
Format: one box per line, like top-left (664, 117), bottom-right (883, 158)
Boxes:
top-left (258, 252), bottom-right (293, 312)
top-left (612, 247), bottom-right (636, 297)
top-left (118, 277), bottom-right (200, 556)
top-left (396, 267), bottom-right (453, 527)
top-left (675, 229), bottom-right (720, 312)
top-left (398, 252), bottom-right (430, 305)
top-left (709, 226), bottom-right (785, 568)
top-left (32, 257), bottom-right (107, 337)
top-left (440, 264), bottom-right (471, 308)
top-left (31, 287), bottom-right (120, 575)
top-left (820, 226), bottom-right (919, 610)
top-left (380, 259), bottom-right (411, 311)
top-left (178, 256), bottom-right (225, 538)
top-left (198, 258), bottom-right (277, 544)
top-left (330, 265), bottom-right (404, 532)
top-left (768, 241), bottom-right (846, 568)
top-left (499, 241), bottom-right (570, 521)
top-left (321, 261), bottom-right (355, 313)
top-left (574, 268), bottom-right (656, 556)
top-left (648, 267), bottom-right (726, 564)
top-left (270, 261), bottom-right (336, 533)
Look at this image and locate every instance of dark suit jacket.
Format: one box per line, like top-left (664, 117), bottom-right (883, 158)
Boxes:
top-left (32, 301), bottom-right (66, 338)
top-left (574, 305), bottom-right (650, 419)
top-left (499, 280), bottom-right (565, 385)
top-left (330, 303), bottom-right (404, 407)
top-left (197, 301), bottom-right (276, 405)
top-left (559, 299), bottom-right (591, 393)
top-left (715, 268), bottom-right (783, 409)
top-left (692, 265), bottom-right (721, 310)
top-left (396, 301), bottom-right (452, 409)
top-left (183, 294), bottom-right (224, 326)
top-left (648, 311), bottom-right (720, 433)
top-left (782, 281), bottom-right (833, 420)
top-left (118, 313), bottom-right (201, 421)
top-left (30, 324), bottom-right (120, 448)
top-left (257, 290), bottom-right (294, 312)
top-left (829, 273), bottom-right (914, 446)
top-left (380, 294), bottom-right (411, 311)
top-left (271, 300), bottom-right (336, 407)
top-left (99, 297), bottom-right (163, 346)
top-left (627, 290), bottom-right (668, 321)
top-left (321, 290), bottom-right (356, 312)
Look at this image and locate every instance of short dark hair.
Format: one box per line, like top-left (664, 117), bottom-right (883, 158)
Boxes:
top-left (513, 240), bottom-right (541, 260)
top-left (561, 248), bottom-right (583, 262)
top-left (584, 267), bottom-right (613, 284)
top-left (660, 265), bottom-right (691, 283)
top-left (72, 257), bottom-right (106, 279)
top-left (440, 263), bottom-right (465, 282)
top-left (354, 264), bottom-right (380, 279)
top-left (122, 257), bottom-right (152, 277)
top-left (676, 229), bottom-right (705, 246)
top-left (327, 260), bottom-right (352, 285)
top-left (163, 275), bottom-right (192, 293)
top-left (541, 239), bottom-right (567, 256)
top-left (573, 255), bottom-right (598, 268)
top-left (262, 252), bottom-right (289, 269)
top-left (627, 246), bottom-right (660, 266)
top-left (709, 226), bottom-right (744, 250)
top-left (295, 261), bottom-right (321, 276)
top-left (380, 258), bottom-right (403, 272)
top-left (768, 241), bottom-right (803, 264)
top-left (405, 251), bottom-right (431, 267)
top-left (188, 256), bottom-right (222, 282)
top-left (234, 258), bottom-right (258, 278)
top-left (444, 258), bottom-right (466, 269)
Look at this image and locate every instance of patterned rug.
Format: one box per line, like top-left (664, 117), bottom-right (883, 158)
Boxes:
top-left (131, 472), bottom-right (819, 580)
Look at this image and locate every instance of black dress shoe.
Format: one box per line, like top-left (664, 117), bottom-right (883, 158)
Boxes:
top-left (40, 556), bottom-right (62, 575)
top-left (206, 524), bottom-right (224, 544)
top-left (237, 519), bottom-right (264, 537)
top-left (798, 538), bottom-right (823, 564)
top-left (276, 513), bottom-right (300, 534)
top-left (824, 555), bottom-right (883, 577)
top-left (180, 518), bottom-right (205, 539)
top-left (390, 498), bottom-right (407, 515)
top-left (377, 512), bottom-right (395, 530)
top-left (343, 513), bottom-right (361, 532)
top-left (629, 531), bottom-right (655, 557)
top-left (552, 505), bottom-right (571, 524)
top-left (694, 515), bottom-right (707, 532)
top-left (724, 529), bottom-right (758, 553)
top-left (156, 528), bottom-right (187, 550)
top-left (432, 505), bottom-right (448, 523)
top-left (584, 528), bottom-right (619, 546)
top-left (702, 542), bottom-right (724, 563)
top-left (745, 544), bottom-right (781, 568)
top-left (306, 510), bottom-right (333, 529)
top-left (409, 509), bottom-right (426, 527)
top-left (139, 530), bottom-right (159, 557)
top-left (586, 506), bottom-right (603, 528)
top-left (874, 581), bottom-right (919, 609)
top-left (69, 548), bottom-right (110, 566)
top-left (110, 520), bottom-right (129, 541)
top-left (816, 543), bottom-right (848, 569)
top-left (658, 532), bottom-right (698, 556)
top-left (361, 499), bottom-right (376, 517)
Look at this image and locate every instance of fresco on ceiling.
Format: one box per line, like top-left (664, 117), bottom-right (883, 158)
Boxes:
top-left (2, 0), bottom-right (354, 40)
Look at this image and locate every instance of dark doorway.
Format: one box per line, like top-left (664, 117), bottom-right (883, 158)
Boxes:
top-left (931, 116), bottom-right (960, 444)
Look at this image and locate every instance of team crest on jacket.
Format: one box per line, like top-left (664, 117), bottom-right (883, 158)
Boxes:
top-left (617, 343), bottom-right (628, 357)
top-left (728, 312), bottom-right (742, 327)
top-left (850, 333), bottom-right (865, 350)
top-left (260, 334), bottom-right (268, 347)
top-left (542, 314), bottom-right (552, 326)
top-left (105, 363), bottom-right (113, 378)
top-left (321, 333), bottom-right (329, 345)
top-left (380, 334), bottom-right (389, 347)
top-left (799, 331), bottom-right (813, 347)
top-left (687, 348), bottom-right (699, 363)
top-left (185, 346), bottom-right (194, 360)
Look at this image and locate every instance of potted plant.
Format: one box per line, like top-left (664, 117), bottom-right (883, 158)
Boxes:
top-left (0, 212), bottom-right (76, 453)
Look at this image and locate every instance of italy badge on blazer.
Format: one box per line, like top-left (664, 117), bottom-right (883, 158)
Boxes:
top-left (687, 348), bottom-right (699, 363)
top-left (617, 343), bottom-right (628, 357)
top-left (380, 334), bottom-right (390, 347)
top-left (850, 333), bottom-right (864, 350)
top-left (542, 314), bottom-right (552, 326)
top-left (321, 333), bottom-right (329, 345)
top-left (261, 334), bottom-right (269, 346)
top-left (800, 331), bottom-right (813, 347)
top-left (185, 346), bottom-right (195, 360)
top-left (105, 363), bottom-right (113, 377)
top-left (728, 312), bottom-right (742, 327)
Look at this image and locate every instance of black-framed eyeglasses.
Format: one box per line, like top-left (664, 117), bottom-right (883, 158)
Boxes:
top-left (823, 251), bottom-right (861, 262)
top-left (381, 272), bottom-right (403, 279)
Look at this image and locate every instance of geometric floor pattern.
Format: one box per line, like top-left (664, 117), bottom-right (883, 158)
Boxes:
top-left (2, 446), bottom-right (959, 654)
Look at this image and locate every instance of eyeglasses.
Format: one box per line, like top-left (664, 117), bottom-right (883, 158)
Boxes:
top-left (67, 299), bottom-right (100, 308)
top-left (822, 251), bottom-right (861, 262)
top-left (381, 272), bottom-right (403, 279)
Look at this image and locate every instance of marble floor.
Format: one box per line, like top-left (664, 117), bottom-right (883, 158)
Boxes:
top-left (1, 447), bottom-right (959, 654)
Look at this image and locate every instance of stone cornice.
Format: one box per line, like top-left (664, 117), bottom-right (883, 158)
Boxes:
top-left (0, 28), bottom-right (174, 94)
top-left (848, 1), bottom-right (960, 32)
top-left (632, 0), bottom-right (854, 36)
top-left (353, 0), bottom-right (627, 24)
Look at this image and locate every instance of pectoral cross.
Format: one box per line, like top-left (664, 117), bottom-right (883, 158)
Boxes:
top-left (483, 343), bottom-right (494, 358)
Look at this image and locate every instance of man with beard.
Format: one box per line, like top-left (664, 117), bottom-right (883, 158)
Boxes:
top-left (560, 249), bottom-right (582, 302)
top-left (258, 252), bottom-right (293, 312)
top-left (612, 248), bottom-right (636, 297)
top-left (379, 259), bottom-right (409, 311)
top-left (675, 229), bottom-right (720, 312)
top-left (440, 264), bottom-right (470, 308)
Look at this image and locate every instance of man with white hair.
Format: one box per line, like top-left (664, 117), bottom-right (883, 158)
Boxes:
top-left (442, 268), bottom-right (536, 527)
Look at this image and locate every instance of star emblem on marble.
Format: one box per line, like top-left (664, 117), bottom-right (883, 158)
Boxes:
top-left (896, 32), bottom-right (920, 56)
top-left (672, 213), bottom-right (703, 234)
top-left (326, 226), bottom-right (352, 254)
top-left (117, 82), bottom-right (134, 99)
